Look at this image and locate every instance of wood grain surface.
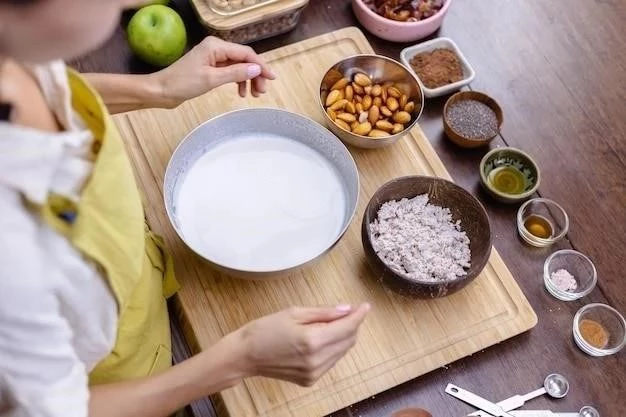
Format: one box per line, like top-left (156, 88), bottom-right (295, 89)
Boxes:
top-left (114, 28), bottom-right (536, 417)
top-left (69, 0), bottom-right (626, 415)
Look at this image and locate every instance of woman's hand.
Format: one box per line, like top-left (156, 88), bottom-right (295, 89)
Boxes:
top-left (154, 36), bottom-right (276, 108)
top-left (234, 304), bottom-right (370, 387)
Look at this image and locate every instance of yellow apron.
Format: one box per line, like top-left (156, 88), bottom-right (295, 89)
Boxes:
top-left (32, 69), bottom-right (179, 385)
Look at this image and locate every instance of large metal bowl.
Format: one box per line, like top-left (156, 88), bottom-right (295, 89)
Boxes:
top-left (320, 54), bottom-right (424, 149)
top-left (164, 108), bottom-right (360, 279)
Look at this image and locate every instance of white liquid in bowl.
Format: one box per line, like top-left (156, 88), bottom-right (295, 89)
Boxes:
top-left (175, 134), bottom-right (347, 271)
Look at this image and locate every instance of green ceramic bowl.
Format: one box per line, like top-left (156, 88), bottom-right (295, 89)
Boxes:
top-left (479, 147), bottom-right (540, 203)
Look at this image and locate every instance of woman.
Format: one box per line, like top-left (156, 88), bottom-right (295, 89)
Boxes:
top-left (0, 1), bottom-right (370, 416)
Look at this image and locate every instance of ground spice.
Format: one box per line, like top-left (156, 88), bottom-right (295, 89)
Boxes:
top-left (446, 99), bottom-right (499, 139)
top-left (550, 268), bottom-right (578, 292)
top-left (409, 48), bottom-right (463, 89)
top-left (579, 319), bottom-right (609, 349)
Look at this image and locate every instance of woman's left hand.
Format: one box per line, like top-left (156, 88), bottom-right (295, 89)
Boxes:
top-left (154, 36), bottom-right (276, 108)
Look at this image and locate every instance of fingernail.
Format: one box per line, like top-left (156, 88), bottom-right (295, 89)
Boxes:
top-left (269, 69), bottom-right (278, 79)
top-left (336, 304), bottom-right (352, 313)
top-left (247, 64), bottom-right (262, 78)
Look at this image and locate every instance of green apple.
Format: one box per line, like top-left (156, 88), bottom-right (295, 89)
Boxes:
top-left (127, 5), bottom-right (187, 67)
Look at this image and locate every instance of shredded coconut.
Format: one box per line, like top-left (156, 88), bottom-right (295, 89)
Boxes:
top-left (550, 268), bottom-right (578, 292)
top-left (369, 194), bottom-right (471, 282)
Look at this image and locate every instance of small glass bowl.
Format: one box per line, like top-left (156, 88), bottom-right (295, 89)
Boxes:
top-left (544, 250), bottom-right (596, 301)
top-left (517, 198), bottom-right (569, 247)
top-left (573, 303), bottom-right (626, 356)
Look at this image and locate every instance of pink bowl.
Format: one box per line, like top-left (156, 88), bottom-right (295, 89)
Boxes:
top-left (352, 0), bottom-right (452, 43)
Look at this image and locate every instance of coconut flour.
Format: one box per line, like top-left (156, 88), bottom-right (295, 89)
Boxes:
top-left (370, 194), bottom-right (471, 281)
top-left (175, 134), bottom-right (346, 271)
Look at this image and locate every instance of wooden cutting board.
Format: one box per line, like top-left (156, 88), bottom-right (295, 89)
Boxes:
top-left (114, 27), bottom-right (537, 417)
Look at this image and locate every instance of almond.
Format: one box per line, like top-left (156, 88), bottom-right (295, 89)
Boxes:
top-left (334, 118), bottom-right (351, 132)
top-left (362, 95), bottom-right (373, 111)
top-left (345, 85), bottom-right (354, 102)
top-left (375, 120), bottom-right (394, 132)
top-left (400, 94), bottom-right (408, 109)
top-left (392, 123), bottom-right (404, 134)
top-left (353, 122), bottom-right (373, 136)
top-left (393, 111), bottom-right (411, 124)
top-left (327, 109), bottom-right (337, 120)
top-left (380, 106), bottom-right (393, 117)
top-left (329, 99), bottom-right (348, 112)
top-left (371, 84), bottom-right (382, 97)
top-left (404, 101), bottom-right (415, 113)
top-left (352, 82), bottom-right (364, 95)
top-left (358, 111), bottom-right (369, 124)
top-left (373, 97), bottom-right (382, 108)
top-left (387, 96), bottom-right (399, 111)
top-left (368, 105), bottom-right (380, 125)
top-left (387, 86), bottom-right (402, 98)
top-left (355, 95), bottom-right (363, 103)
top-left (354, 72), bottom-right (373, 87)
top-left (368, 129), bottom-right (390, 138)
top-left (325, 89), bottom-right (341, 107)
top-left (345, 101), bottom-right (356, 114)
top-left (364, 85), bottom-right (373, 95)
top-left (351, 120), bottom-right (360, 131)
top-left (355, 102), bottom-right (364, 114)
top-left (337, 112), bottom-right (357, 123)
top-left (331, 77), bottom-right (349, 91)
top-left (381, 86), bottom-right (388, 102)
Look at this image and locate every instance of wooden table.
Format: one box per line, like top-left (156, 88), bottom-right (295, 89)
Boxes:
top-left (71, 0), bottom-right (626, 415)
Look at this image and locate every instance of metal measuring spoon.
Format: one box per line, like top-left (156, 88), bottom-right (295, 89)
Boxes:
top-left (579, 406), bottom-right (600, 417)
top-left (468, 374), bottom-right (570, 417)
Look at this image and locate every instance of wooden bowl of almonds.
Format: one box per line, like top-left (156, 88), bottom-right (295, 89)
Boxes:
top-left (361, 176), bottom-right (492, 298)
top-left (320, 55), bottom-right (424, 149)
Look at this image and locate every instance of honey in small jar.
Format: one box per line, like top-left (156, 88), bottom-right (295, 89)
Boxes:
top-left (523, 214), bottom-right (554, 239)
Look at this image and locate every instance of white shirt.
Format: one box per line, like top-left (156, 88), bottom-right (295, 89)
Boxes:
top-left (0, 61), bottom-right (118, 417)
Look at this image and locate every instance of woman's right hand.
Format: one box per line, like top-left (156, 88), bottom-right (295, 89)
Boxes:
top-left (235, 304), bottom-right (370, 386)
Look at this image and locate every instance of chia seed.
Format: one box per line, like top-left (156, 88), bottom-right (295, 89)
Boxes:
top-left (446, 99), bottom-right (499, 139)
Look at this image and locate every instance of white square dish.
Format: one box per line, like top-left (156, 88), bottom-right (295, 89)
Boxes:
top-left (400, 37), bottom-right (476, 98)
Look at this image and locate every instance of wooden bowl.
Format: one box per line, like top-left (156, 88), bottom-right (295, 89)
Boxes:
top-left (361, 176), bottom-right (492, 298)
top-left (443, 91), bottom-right (503, 148)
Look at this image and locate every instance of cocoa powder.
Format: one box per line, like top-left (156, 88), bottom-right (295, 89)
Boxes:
top-left (409, 48), bottom-right (463, 89)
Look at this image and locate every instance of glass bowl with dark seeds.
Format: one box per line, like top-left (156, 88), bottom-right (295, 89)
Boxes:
top-left (443, 91), bottom-right (503, 148)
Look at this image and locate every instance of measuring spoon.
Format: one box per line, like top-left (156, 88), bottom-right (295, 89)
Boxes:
top-left (468, 374), bottom-right (570, 417)
top-left (483, 407), bottom-right (600, 417)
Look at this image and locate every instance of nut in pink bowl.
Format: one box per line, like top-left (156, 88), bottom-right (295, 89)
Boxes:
top-left (352, 0), bottom-right (452, 43)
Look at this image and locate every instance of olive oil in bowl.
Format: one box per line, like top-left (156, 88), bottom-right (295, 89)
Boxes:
top-left (487, 165), bottom-right (527, 195)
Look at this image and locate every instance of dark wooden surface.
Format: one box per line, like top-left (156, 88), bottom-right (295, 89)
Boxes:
top-left (71, 1), bottom-right (626, 415)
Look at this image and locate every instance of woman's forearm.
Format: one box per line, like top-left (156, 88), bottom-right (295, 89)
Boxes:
top-left (89, 331), bottom-right (249, 417)
top-left (83, 73), bottom-right (176, 114)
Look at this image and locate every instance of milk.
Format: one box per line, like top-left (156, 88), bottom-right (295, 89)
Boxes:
top-left (175, 134), bottom-right (347, 271)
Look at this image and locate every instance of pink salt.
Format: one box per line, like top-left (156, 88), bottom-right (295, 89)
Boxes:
top-left (550, 268), bottom-right (578, 292)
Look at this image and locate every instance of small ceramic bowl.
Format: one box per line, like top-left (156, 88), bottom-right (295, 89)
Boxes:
top-left (517, 198), bottom-right (569, 247)
top-left (573, 303), bottom-right (626, 356)
top-left (544, 250), bottom-right (597, 301)
top-left (361, 175), bottom-right (492, 298)
top-left (400, 37), bottom-right (475, 98)
top-left (319, 54), bottom-right (424, 149)
top-left (479, 147), bottom-right (540, 203)
top-left (443, 91), bottom-right (503, 148)
top-left (352, 0), bottom-right (452, 43)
